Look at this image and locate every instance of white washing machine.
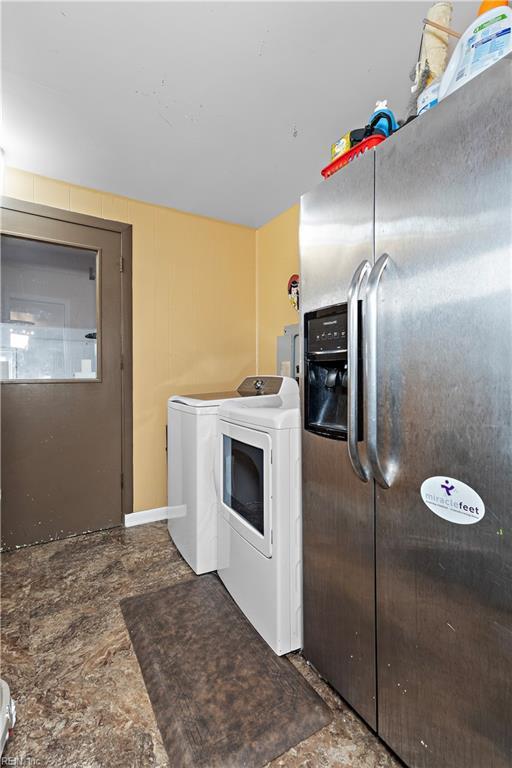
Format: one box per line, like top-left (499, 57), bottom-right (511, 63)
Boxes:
top-left (217, 383), bottom-right (302, 655)
top-left (167, 376), bottom-right (296, 575)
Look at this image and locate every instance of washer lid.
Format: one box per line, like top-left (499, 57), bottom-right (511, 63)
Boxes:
top-left (219, 397), bottom-right (300, 430)
top-left (168, 391), bottom-right (240, 410)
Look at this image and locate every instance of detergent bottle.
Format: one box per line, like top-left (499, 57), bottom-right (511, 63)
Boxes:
top-left (439, 4), bottom-right (512, 100)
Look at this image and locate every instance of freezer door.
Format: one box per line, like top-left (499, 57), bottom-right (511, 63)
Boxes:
top-left (374, 58), bottom-right (512, 767)
top-left (300, 151), bottom-right (376, 727)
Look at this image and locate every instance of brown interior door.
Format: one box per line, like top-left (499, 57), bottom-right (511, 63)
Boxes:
top-left (1, 204), bottom-right (130, 549)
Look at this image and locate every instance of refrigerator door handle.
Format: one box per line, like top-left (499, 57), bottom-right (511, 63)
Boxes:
top-left (366, 253), bottom-right (390, 489)
top-left (347, 259), bottom-right (371, 482)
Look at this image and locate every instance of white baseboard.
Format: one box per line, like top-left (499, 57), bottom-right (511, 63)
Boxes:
top-left (124, 507), bottom-right (169, 528)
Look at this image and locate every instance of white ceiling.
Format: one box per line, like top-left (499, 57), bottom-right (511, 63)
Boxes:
top-left (2, 1), bottom-right (478, 227)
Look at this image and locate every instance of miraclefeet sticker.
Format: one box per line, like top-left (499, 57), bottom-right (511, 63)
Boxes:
top-left (420, 476), bottom-right (485, 525)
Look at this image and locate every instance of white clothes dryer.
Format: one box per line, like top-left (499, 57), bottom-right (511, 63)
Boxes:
top-left (217, 383), bottom-right (302, 655)
top-left (167, 376), bottom-right (296, 575)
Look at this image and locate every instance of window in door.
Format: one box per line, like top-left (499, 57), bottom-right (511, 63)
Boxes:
top-left (0, 234), bottom-right (99, 381)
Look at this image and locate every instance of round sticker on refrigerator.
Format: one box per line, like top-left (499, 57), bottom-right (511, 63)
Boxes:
top-left (420, 476), bottom-right (485, 525)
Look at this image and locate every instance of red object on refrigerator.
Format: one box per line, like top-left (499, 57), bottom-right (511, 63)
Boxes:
top-left (321, 134), bottom-right (386, 179)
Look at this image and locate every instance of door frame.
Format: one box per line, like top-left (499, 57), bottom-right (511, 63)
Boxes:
top-left (1, 195), bottom-right (133, 522)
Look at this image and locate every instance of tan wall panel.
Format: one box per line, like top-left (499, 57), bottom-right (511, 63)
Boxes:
top-left (69, 187), bottom-right (103, 217)
top-left (34, 176), bottom-right (70, 210)
top-left (4, 168), bottom-right (35, 202)
top-left (101, 194), bottom-right (130, 223)
top-left (3, 168), bottom-right (257, 513)
top-left (167, 211), bottom-right (256, 393)
top-left (256, 204), bottom-right (300, 374)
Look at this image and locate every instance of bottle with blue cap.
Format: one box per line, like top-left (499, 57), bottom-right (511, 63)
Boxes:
top-left (369, 100), bottom-right (399, 137)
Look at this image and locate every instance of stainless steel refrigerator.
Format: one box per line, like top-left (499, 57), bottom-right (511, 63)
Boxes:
top-left (299, 57), bottom-right (512, 768)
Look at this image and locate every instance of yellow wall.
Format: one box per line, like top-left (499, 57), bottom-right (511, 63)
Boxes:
top-left (4, 168), bottom-right (257, 513)
top-left (255, 204), bottom-right (300, 374)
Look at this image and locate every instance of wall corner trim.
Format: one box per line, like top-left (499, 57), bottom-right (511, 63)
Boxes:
top-left (124, 507), bottom-right (169, 528)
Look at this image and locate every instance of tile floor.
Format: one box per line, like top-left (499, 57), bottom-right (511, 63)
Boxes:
top-left (1, 522), bottom-right (399, 767)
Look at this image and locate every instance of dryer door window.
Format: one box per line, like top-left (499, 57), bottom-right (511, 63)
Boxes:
top-left (223, 436), bottom-right (264, 535)
top-left (219, 421), bottom-right (272, 558)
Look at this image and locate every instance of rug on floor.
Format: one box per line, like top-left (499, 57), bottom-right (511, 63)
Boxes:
top-left (120, 574), bottom-right (331, 768)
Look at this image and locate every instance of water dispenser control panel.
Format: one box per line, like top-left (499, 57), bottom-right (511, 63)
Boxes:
top-left (307, 312), bottom-right (347, 354)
